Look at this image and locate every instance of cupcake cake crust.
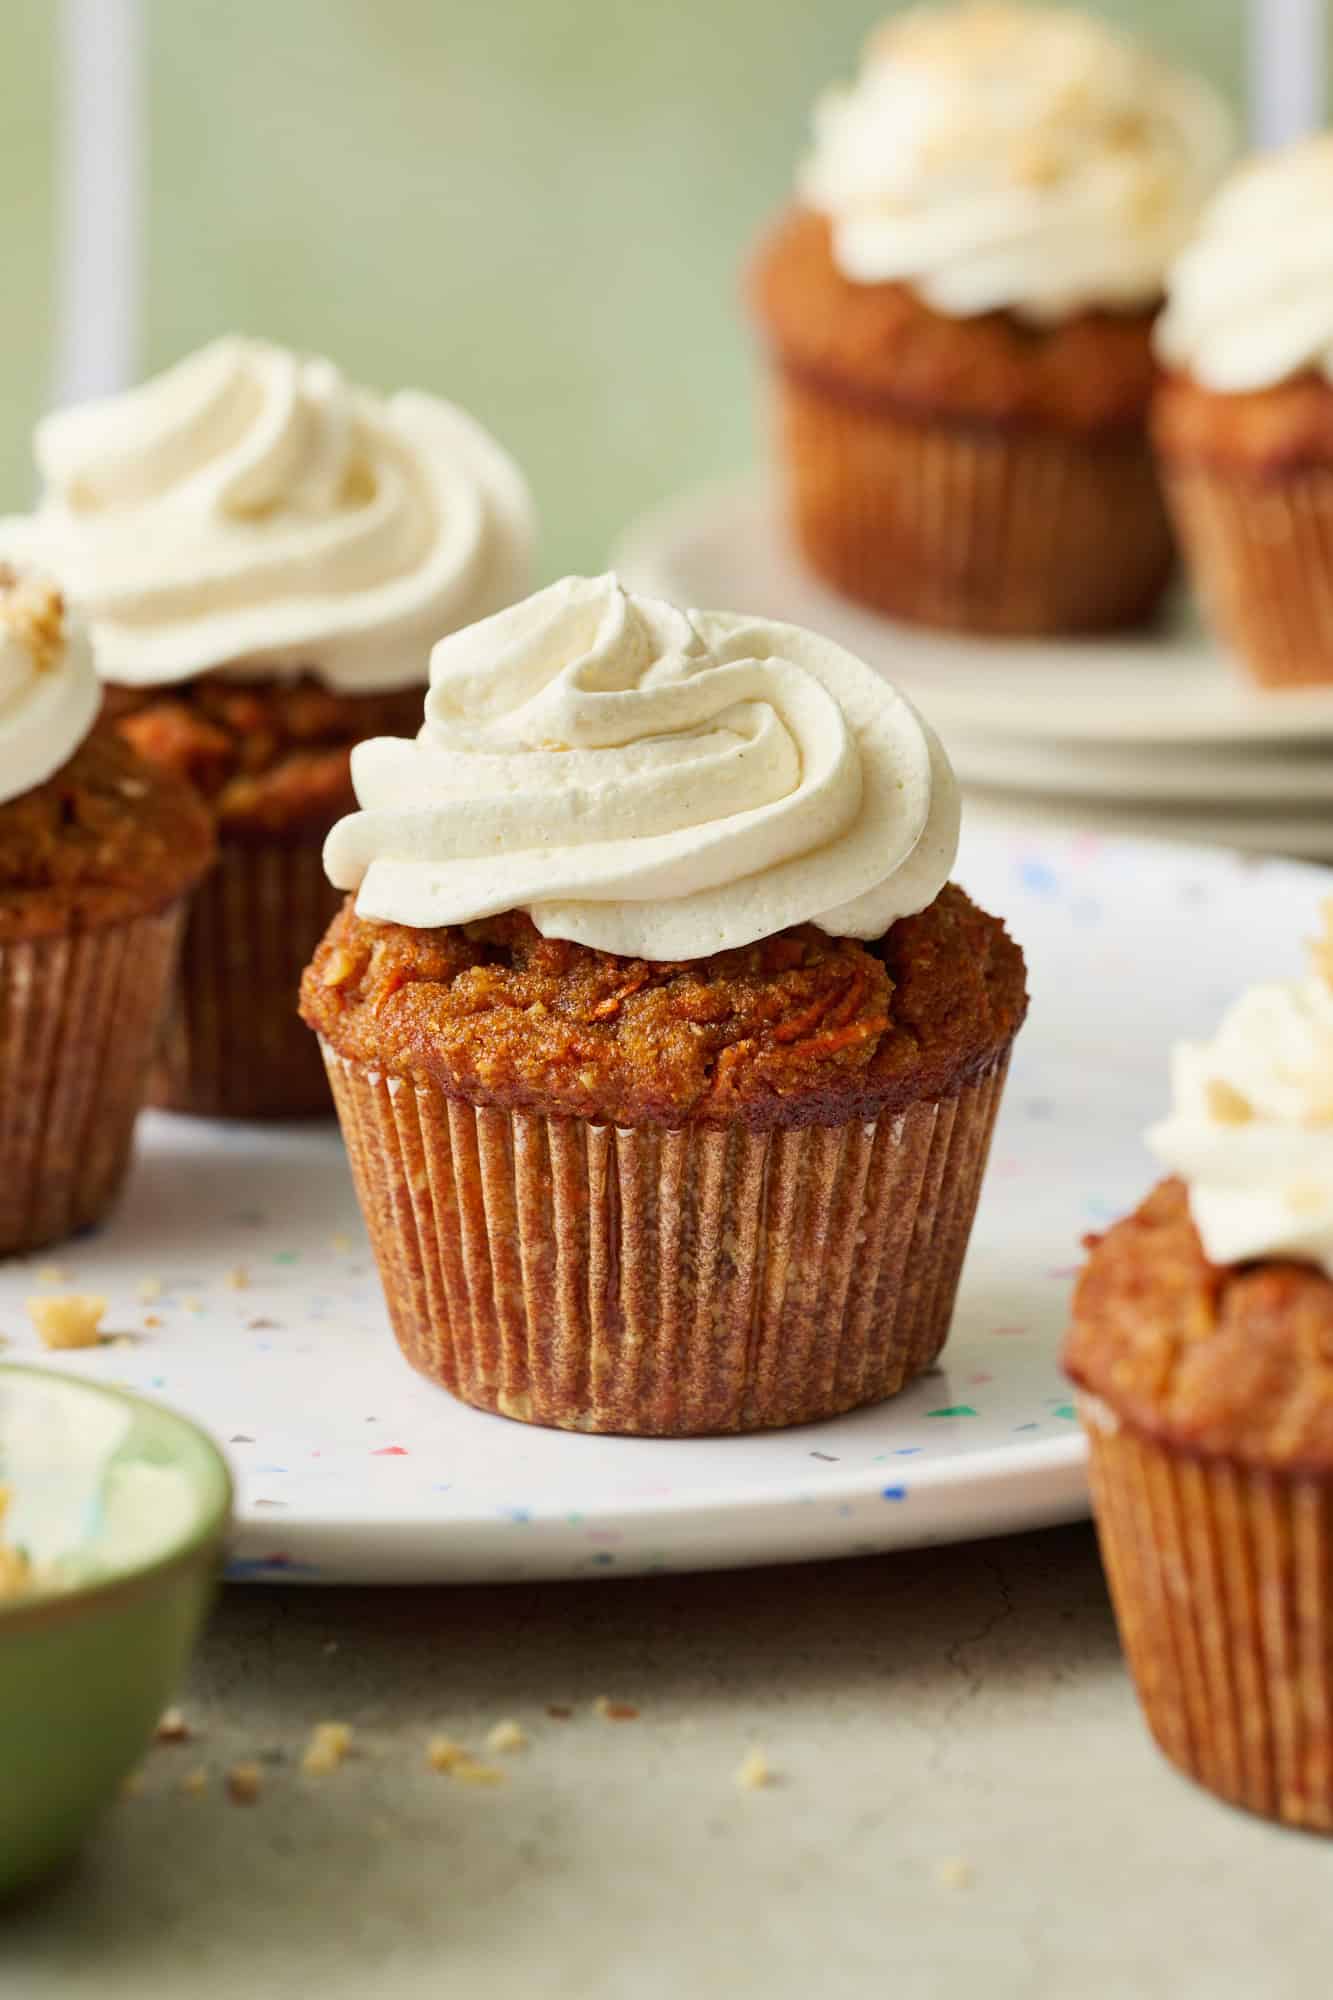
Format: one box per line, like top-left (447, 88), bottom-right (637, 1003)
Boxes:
top-left (103, 674), bottom-right (425, 844)
top-left (301, 881), bottom-right (1025, 1131)
top-left (749, 208), bottom-right (1162, 437)
top-left (0, 730), bottom-right (214, 941)
top-left (1067, 1177), bottom-right (1333, 1472)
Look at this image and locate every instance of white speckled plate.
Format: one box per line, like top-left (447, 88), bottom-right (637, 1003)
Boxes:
top-left (2, 828), bottom-right (1325, 1583)
top-left (614, 482), bottom-right (1333, 747)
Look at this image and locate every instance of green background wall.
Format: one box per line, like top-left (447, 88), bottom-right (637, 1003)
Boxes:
top-left (2, 3), bottom-right (1255, 576)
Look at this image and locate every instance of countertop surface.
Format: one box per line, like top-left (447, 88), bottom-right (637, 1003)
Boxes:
top-left (8, 1522), bottom-right (1327, 1999)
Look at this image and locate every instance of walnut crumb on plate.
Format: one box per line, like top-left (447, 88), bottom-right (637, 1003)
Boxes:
top-left (27, 1294), bottom-right (107, 1350)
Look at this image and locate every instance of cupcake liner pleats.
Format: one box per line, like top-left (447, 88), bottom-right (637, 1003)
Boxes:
top-left (1085, 1414), bottom-right (1333, 1832)
top-left (321, 1043), bottom-right (1010, 1435)
top-left (0, 905), bottom-right (185, 1257)
top-left (155, 839), bottom-right (341, 1119)
top-left (1163, 465), bottom-right (1333, 688)
top-left (775, 368), bottom-right (1174, 637)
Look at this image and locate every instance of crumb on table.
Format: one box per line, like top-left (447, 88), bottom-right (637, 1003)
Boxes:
top-left (27, 1293), bottom-right (107, 1350)
top-left (449, 1759), bottom-right (506, 1788)
top-left (226, 1762), bottom-right (263, 1805)
top-left (735, 1748), bottom-right (773, 1791)
top-left (426, 1735), bottom-right (467, 1773)
top-left (485, 1719), bottom-right (528, 1754)
top-left (301, 1721), bottom-right (354, 1775)
top-left (593, 1696), bottom-right (640, 1721)
top-left (935, 1857), bottom-right (973, 1891)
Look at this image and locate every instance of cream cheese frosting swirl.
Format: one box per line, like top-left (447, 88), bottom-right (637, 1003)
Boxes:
top-left (799, 3), bottom-right (1234, 321)
top-left (324, 574), bottom-right (960, 959)
top-left (7, 336), bottom-right (535, 693)
top-left (1156, 138), bottom-right (1333, 392)
top-left (0, 563), bottom-right (100, 808)
top-left (1147, 917), bottom-right (1333, 1275)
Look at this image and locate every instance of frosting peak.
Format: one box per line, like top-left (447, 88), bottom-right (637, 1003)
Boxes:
top-left (324, 575), bottom-right (960, 959)
top-left (800, 2), bottom-right (1234, 321)
top-left (1156, 138), bottom-right (1333, 392)
top-left (1148, 909), bottom-right (1333, 1274)
top-left (12, 336), bottom-right (536, 693)
top-left (0, 563), bottom-right (100, 807)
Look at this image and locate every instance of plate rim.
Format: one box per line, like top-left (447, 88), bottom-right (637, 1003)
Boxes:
top-left (613, 480), bottom-right (1333, 748)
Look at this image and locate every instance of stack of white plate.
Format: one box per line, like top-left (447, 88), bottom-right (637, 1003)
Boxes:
top-left (616, 484), bottom-right (1333, 862)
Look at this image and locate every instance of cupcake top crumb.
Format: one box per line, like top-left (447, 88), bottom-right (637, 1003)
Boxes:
top-left (1065, 1177), bottom-right (1333, 1471)
top-left (301, 883), bottom-right (1026, 1129)
top-left (0, 727), bottom-right (215, 940)
top-left (0, 561), bottom-right (102, 809)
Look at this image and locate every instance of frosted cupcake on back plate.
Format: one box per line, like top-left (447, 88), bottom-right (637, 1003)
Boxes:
top-left (747, 2), bottom-right (1233, 635)
top-left (301, 574), bottom-right (1027, 1436)
top-left (1155, 137), bottom-right (1333, 688)
top-left (9, 336), bottom-right (536, 1117)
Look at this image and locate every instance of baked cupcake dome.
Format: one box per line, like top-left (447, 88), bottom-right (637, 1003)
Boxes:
top-left (1155, 138), bottom-right (1333, 688)
top-left (301, 575), bottom-right (1026, 1435)
top-left (5, 335), bottom-right (536, 1117)
top-left (1066, 918), bottom-right (1333, 1830)
top-left (0, 565), bottom-right (213, 1254)
top-left (748, 3), bottom-right (1233, 636)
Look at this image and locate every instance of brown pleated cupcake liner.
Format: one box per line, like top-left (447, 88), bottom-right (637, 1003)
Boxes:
top-left (1083, 1406), bottom-right (1333, 1833)
top-left (0, 904), bottom-right (185, 1257)
top-left (1162, 462), bottom-right (1333, 688)
top-left (155, 839), bottom-right (343, 1120)
top-left (773, 366), bottom-right (1174, 637)
top-left (321, 1042), bottom-right (1010, 1435)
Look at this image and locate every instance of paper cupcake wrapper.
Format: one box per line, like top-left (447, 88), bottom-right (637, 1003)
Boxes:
top-left (321, 1043), bottom-right (1010, 1435)
top-left (1163, 463), bottom-right (1333, 689)
top-left (1084, 1410), bottom-right (1333, 1832)
top-left (773, 367), bottom-right (1173, 637)
top-left (155, 838), bottom-right (342, 1120)
top-left (0, 904), bottom-right (185, 1257)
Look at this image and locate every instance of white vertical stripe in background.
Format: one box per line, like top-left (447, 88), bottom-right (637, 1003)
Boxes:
top-left (41, 1), bottom-right (1330, 420)
top-left (51, 0), bottom-right (144, 412)
top-left (1249, 0), bottom-right (1327, 146)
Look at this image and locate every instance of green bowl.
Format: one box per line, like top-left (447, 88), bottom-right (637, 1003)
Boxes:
top-left (0, 1365), bottom-right (231, 1899)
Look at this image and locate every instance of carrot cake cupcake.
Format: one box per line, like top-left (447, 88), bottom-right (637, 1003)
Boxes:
top-left (1155, 137), bottom-right (1333, 687)
top-left (301, 573), bottom-right (1027, 1435)
top-left (1066, 912), bottom-right (1333, 1830)
top-left (9, 336), bottom-right (536, 1117)
top-left (0, 562), bottom-right (213, 1254)
top-left (748, 2), bottom-right (1233, 635)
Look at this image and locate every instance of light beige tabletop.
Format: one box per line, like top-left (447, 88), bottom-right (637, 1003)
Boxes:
top-left (7, 1522), bottom-right (1327, 1999)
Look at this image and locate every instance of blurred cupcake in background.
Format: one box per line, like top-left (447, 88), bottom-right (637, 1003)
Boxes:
top-left (747, 2), bottom-right (1233, 636)
top-left (0, 563), bottom-right (213, 1253)
top-left (1155, 138), bottom-right (1333, 689)
top-left (1066, 911), bottom-right (1333, 1831)
top-left (302, 574), bottom-right (1027, 1436)
top-left (10, 336), bottom-right (536, 1118)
